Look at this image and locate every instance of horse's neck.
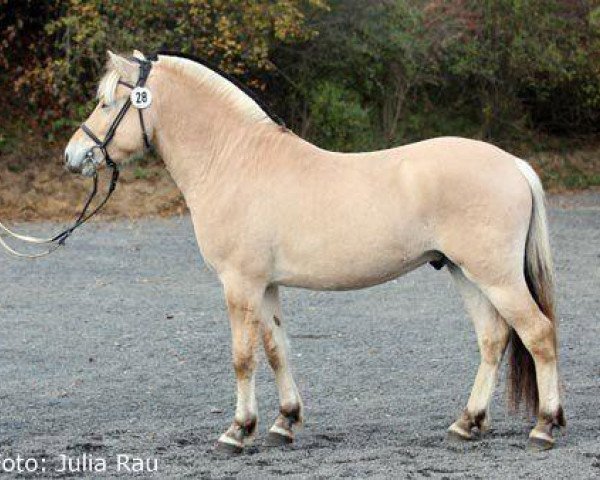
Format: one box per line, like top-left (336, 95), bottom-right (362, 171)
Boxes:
top-left (152, 73), bottom-right (326, 209)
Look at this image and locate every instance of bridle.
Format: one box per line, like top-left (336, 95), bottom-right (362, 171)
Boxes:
top-left (0, 57), bottom-right (153, 258)
top-left (80, 57), bottom-right (153, 171)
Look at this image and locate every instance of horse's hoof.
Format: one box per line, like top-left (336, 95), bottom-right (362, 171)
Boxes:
top-left (213, 440), bottom-right (243, 455)
top-left (264, 430), bottom-right (294, 447)
top-left (528, 435), bottom-right (555, 451)
top-left (447, 423), bottom-right (473, 442)
top-left (447, 430), bottom-right (473, 443)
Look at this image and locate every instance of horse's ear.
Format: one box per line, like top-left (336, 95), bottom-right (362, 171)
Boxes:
top-left (107, 51), bottom-right (137, 81)
top-left (133, 50), bottom-right (146, 60)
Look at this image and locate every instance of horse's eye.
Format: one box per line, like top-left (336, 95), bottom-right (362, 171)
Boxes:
top-left (101, 102), bottom-right (110, 109)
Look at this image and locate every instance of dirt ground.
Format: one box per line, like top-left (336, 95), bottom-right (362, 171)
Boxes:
top-left (0, 192), bottom-right (598, 478)
top-left (0, 158), bottom-right (187, 222)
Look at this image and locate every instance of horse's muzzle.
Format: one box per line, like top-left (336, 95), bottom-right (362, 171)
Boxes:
top-left (65, 157), bottom-right (82, 174)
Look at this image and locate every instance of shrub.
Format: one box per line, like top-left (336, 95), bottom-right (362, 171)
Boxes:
top-left (1, 0), bottom-right (326, 119)
top-left (307, 81), bottom-right (372, 152)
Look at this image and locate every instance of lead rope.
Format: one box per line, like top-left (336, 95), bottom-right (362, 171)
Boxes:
top-left (0, 166), bottom-right (118, 258)
top-left (0, 235), bottom-right (61, 258)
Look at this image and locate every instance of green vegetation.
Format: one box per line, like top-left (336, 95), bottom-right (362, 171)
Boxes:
top-left (0, 0), bottom-right (598, 168)
top-left (274, 0), bottom-right (600, 149)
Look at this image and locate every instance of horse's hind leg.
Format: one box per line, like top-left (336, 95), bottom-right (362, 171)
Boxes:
top-left (481, 281), bottom-right (565, 449)
top-left (448, 266), bottom-right (510, 440)
top-left (261, 285), bottom-right (303, 446)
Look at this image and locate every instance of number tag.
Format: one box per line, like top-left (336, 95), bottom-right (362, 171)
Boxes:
top-left (130, 87), bottom-right (152, 109)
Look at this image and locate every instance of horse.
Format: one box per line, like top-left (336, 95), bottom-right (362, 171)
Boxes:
top-left (64, 50), bottom-right (565, 453)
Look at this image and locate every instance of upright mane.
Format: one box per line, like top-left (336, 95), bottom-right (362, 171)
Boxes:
top-left (97, 51), bottom-right (285, 127)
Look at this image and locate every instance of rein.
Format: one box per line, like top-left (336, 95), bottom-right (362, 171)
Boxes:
top-left (0, 57), bottom-right (153, 258)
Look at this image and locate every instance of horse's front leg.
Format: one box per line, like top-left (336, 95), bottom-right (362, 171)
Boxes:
top-left (261, 285), bottom-right (303, 446)
top-left (216, 278), bottom-right (265, 453)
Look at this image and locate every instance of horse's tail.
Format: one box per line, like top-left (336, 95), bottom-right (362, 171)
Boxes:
top-left (508, 159), bottom-right (557, 415)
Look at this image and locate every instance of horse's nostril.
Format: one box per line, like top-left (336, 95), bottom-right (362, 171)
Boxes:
top-left (65, 152), bottom-right (70, 164)
top-left (66, 161), bottom-right (81, 173)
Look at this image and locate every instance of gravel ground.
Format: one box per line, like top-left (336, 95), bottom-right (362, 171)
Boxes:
top-left (0, 194), bottom-right (598, 479)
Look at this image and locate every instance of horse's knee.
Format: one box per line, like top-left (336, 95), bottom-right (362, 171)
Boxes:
top-left (227, 298), bottom-right (262, 377)
top-left (232, 342), bottom-right (258, 379)
top-left (230, 322), bottom-right (259, 377)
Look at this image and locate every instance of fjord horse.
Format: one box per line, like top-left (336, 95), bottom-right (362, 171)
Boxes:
top-left (64, 51), bottom-right (565, 452)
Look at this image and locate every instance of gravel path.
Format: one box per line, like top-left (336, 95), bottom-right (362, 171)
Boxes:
top-left (0, 194), bottom-right (598, 479)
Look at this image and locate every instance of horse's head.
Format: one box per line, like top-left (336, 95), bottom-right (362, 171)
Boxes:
top-left (64, 51), bottom-right (156, 176)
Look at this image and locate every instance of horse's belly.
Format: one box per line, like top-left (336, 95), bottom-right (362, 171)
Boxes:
top-left (273, 236), bottom-right (436, 291)
top-left (275, 255), bottom-right (433, 290)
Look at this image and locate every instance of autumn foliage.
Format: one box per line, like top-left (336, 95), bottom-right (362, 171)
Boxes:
top-left (1, 0), bottom-right (599, 150)
top-left (0, 0), bottom-right (326, 118)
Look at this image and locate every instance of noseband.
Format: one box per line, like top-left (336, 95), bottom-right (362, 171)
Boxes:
top-left (0, 57), bottom-right (154, 257)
